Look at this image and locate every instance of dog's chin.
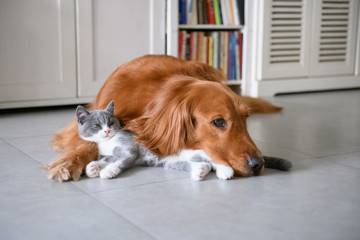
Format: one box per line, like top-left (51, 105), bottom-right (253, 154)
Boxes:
top-left (231, 165), bottom-right (255, 177)
top-left (234, 165), bottom-right (265, 177)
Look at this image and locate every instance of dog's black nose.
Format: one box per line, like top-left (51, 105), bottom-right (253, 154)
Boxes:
top-left (247, 157), bottom-right (265, 175)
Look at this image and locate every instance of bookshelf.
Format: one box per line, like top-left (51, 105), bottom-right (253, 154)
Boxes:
top-left (166, 0), bottom-right (246, 93)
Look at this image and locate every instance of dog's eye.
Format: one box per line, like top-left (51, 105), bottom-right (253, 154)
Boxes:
top-left (212, 118), bottom-right (226, 128)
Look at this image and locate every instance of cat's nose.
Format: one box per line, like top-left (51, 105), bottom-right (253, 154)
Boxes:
top-left (104, 130), bottom-right (110, 134)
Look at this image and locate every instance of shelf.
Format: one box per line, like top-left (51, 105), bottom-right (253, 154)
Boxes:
top-left (179, 24), bottom-right (243, 30)
top-left (222, 80), bottom-right (242, 85)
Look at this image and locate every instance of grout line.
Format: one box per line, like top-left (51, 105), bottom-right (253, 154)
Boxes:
top-left (253, 138), bottom-right (317, 159)
top-left (88, 175), bottom-right (191, 194)
top-left (317, 150), bottom-right (360, 159)
top-left (318, 151), bottom-right (360, 170)
top-left (1, 133), bottom-right (53, 141)
top-left (3, 138), bottom-right (47, 167)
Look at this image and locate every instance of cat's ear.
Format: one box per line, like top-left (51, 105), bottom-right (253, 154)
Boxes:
top-left (76, 106), bottom-right (90, 125)
top-left (105, 100), bottom-right (115, 115)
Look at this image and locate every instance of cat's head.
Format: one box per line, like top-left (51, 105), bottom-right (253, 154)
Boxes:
top-left (75, 100), bottom-right (121, 143)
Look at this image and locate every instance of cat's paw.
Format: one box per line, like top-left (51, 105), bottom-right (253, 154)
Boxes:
top-left (215, 165), bottom-right (234, 180)
top-left (191, 163), bottom-right (212, 181)
top-left (99, 164), bottom-right (121, 179)
top-left (86, 161), bottom-right (101, 178)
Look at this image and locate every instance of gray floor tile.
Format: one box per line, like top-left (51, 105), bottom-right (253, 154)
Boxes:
top-left (0, 108), bottom-right (74, 139)
top-left (1, 89), bottom-right (360, 240)
top-left (247, 99), bottom-right (360, 157)
top-left (90, 157), bottom-right (360, 240)
top-left (0, 141), bottom-right (154, 240)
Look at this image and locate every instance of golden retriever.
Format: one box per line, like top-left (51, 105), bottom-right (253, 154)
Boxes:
top-left (46, 55), bottom-right (284, 182)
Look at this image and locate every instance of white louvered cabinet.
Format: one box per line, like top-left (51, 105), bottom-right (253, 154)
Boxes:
top-left (244, 0), bottom-right (360, 96)
top-left (258, 0), bottom-right (311, 79)
top-left (310, 0), bottom-right (358, 76)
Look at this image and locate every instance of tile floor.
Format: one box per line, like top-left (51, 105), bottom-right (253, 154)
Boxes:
top-left (0, 90), bottom-right (359, 240)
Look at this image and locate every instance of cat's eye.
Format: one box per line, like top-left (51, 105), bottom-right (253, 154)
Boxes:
top-left (94, 124), bottom-right (101, 129)
top-left (108, 122), bottom-right (114, 127)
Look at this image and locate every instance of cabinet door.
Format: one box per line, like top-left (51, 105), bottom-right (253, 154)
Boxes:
top-left (258, 0), bottom-right (311, 80)
top-left (76, 0), bottom-right (165, 97)
top-left (0, 0), bottom-right (77, 102)
top-left (310, 0), bottom-right (359, 76)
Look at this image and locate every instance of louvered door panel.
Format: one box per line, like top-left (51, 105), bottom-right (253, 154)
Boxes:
top-left (259, 0), bottom-right (311, 80)
top-left (310, 0), bottom-right (358, 76)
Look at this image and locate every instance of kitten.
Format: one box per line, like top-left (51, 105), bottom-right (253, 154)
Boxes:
top-left (75, 101), bottom-right (216, 180)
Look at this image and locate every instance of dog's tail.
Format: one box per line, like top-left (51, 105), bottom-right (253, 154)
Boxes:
top-left (264, 156), bottom-right (292, 171)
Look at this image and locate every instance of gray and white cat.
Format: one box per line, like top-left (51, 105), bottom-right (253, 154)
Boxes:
top-left (75, 101), bottom-right (231, 180)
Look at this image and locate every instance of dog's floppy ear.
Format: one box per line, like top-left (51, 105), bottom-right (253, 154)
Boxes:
top-left (127, 79), bottom-right (196, 156)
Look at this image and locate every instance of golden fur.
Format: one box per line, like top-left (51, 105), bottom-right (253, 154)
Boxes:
top-left (46, 55), bottom-right (281, 181)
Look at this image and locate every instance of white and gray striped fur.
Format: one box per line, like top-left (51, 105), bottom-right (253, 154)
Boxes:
top-left (75, 101), bottom-right (229, 180)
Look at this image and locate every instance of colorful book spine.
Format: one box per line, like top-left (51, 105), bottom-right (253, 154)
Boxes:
top-left (232, 32), bottom-right (236, 80)
top-left (207, 0), bottom-right (216, 24)
top-left (213, 0), bottom-right (221, 25)
top-left (179, 0), bottom-right (244, 25)
top-left (208, 36), bottom-right (214, 66)
top-left (177, 30), bottom-right (243, 80)
top-left (228, 0), bottom-right (235, 25)
top-left (179, 0), bottom-right (187, 24)
top-left (239, 32), bottom-right (243, 79)
top-left (228, 31), bottom-right (232, 80)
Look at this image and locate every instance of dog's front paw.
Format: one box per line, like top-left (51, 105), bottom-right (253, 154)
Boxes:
top-left (99, 164), bottom-right (121, 179)
top-left (191, 163), bottom-right (212, 181)
top-left (215, 165), bottom-right (234, 180)
top-left (86, 161), bottom-right (100, 178)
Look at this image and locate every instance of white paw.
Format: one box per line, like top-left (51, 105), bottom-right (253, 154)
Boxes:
top-left (86, 161), bottom-right (101, 178)
top-left (191, 163), bottom-right (212, 181)
top-left (215, 165), bottom-right (234, 180)
top-left (99, 164), bottom-right (121, 179)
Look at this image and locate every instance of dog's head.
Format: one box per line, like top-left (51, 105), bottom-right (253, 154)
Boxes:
top-left (127, 77), bottom-right (264, 177)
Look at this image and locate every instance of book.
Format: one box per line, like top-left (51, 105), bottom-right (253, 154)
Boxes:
top-left (237, 0), bottom-right (245, 25)
top-left (202, 0), bottom-right (209, 24)
top-left (198, 32), bottom-right (206, 63)
top-left (235, 32), bottom-right (240, 80)
top-left (239, 32), bottom-right (243, 79)
top-left (222, 31), bottom-right (228, 79)
top-left (179, 0), bottom-right (187, 24)
top-left (207, 0), bottom-right (216, 24)
top-left (177, 30), bottom-right (243, 80)
top-left (189, 0), bottom-right (198, 25)
top-left (228, 0), bottom-right (235, 25)
top-left (208, 36), bottom-right (214, 66)
top-left (211, 32), bottom-right (219, 68)
top-left (213, 0), bottom-right (222, 25)
top-left (179, 0), bottom-right (243, 26)
top-left (178, 31), bottom-right (184, 58)
top-left (232, 0), bottom-right (240, 25)
top-left (185, 33), bottom-right (191, 60)
top-left (221, 0), bottom-right (232, 25)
